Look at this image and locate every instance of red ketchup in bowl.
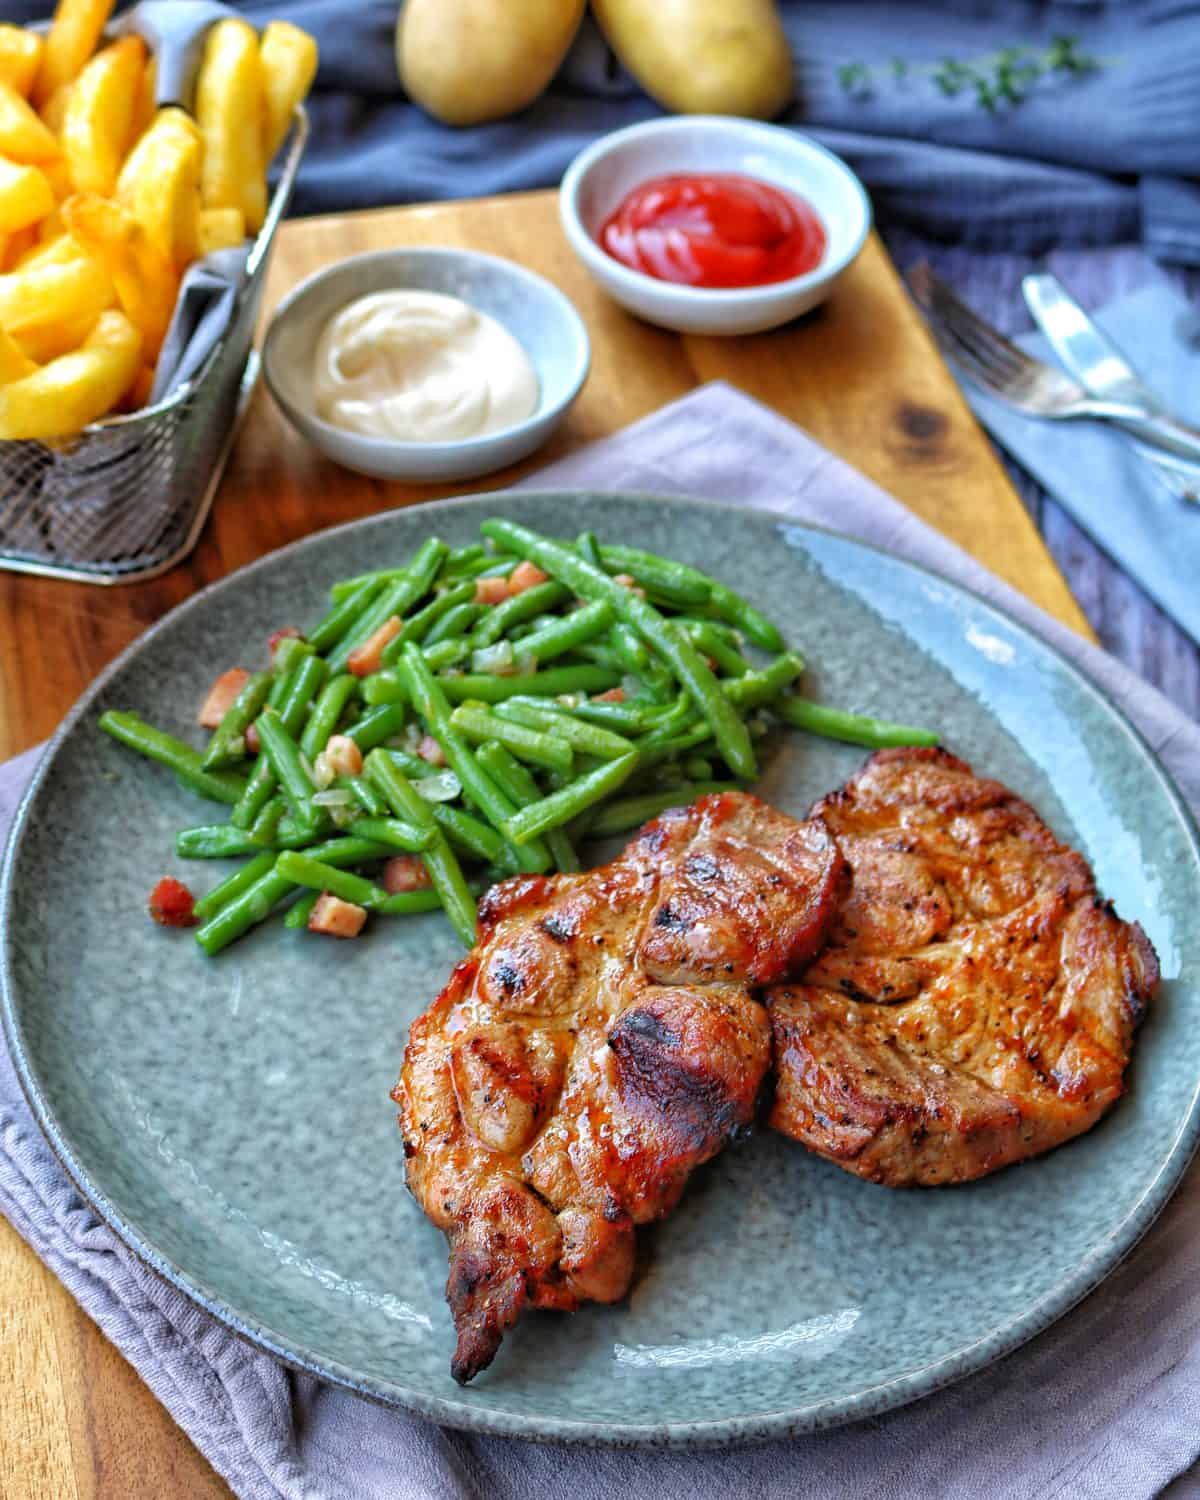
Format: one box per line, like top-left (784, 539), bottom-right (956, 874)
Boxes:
top-left (598, 173), bottom-right (827, 289)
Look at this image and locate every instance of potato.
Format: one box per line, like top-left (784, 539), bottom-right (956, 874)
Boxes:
top-left (0, 250), bottom-right (112, 335)
top-left (0, 322), bottom-right (36, 383)
top-left (0, 27), bottom-right (44, 99)
top-left (590, 0), bottom-right (793, 118)
top-left (116, 107), bottom-right (201, 270)
top-left (0, 306), bottom-right (141, 439)
top-left (35, 0), bottom-right (115, 107)
top-left (12, 311), bottom-right (97, 363)
top-left (39, 82), bottom-right (72, 136)
top-left (196, 204), bottom-right (244, 256)
top-left (62, 36), bottom-right (146, 195)
top-left (396, 0), bottom-right (585, 126)
top-left (0, 81), bottom-right (62, 163)
top-left (62, 192), bottom-right (178, 357)
top-left (259, 21), bottom-right (318, 159)
top-left (195, 19), bottom-right (266, 233)
top-left (0, 157), bottom-right (54, 233)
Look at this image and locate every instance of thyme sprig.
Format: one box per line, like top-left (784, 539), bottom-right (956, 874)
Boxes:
top-left (837, 35), bottom-right (1100, 112)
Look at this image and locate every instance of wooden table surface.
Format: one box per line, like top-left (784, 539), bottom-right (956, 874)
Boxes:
top-left (0, 189), bottom-right (1092, 1498)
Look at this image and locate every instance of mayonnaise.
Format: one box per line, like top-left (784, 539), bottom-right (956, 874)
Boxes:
top-left (312, 290), bottom-right (539, 443)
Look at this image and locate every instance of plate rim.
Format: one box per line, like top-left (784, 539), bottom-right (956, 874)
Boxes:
top-left (4, 487), bottom-right (1199, 1448)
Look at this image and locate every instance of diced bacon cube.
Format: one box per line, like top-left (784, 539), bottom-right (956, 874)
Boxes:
top-left (347, 615), bottom-right (402, 677)
top-left (323, 734), bottom-right (363, 778)
top-left (474, 575), bottom-right (510, 605)
top-left (613, 573), bottom-right (646, 599)
top-left (594, 687), bottom-right (626, 703)
top-left (507, 561), bottom-right (549, 595)
top-left (198, 668), bottom-right (249, 729)
top-left (417, 734), bottom-right (447, 767)
top-left (268, 625), bottom-right (302, 660)
top-left (308, 892), bottom-right (367, 938)
top-left (245, 723), bottom-right (261, 755)
top-left (149, 877), bottom-right (196, 928)
top-left (381, 855), bottom-right (433, 894)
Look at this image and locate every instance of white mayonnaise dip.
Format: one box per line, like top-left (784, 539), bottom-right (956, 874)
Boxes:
top-left (312, 289), bottom-right (539, 443)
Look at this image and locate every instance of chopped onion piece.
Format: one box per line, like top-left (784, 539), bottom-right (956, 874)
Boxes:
top-left (471, 640), bottom-right (516, 676)
top-left (311, 751), bottom-right (335, 790)
top-left (312, 788), bottom-right (353, 808)
top-left (413, 770), bottom-right (461, 803)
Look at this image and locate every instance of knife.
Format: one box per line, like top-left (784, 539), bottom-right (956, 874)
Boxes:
top-left (1022, 272), bottom-right (1199, 501)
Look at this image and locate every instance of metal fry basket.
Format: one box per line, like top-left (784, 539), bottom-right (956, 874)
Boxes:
top-left (0, 107), bottom-right (309, 586)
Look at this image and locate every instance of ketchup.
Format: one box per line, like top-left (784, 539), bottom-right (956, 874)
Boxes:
top-left (598, 173), bottom-right (827, 289)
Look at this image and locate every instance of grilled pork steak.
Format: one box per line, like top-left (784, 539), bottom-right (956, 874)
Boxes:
top-left (768, 748), bottom-right (1159, 1186)
top-left (396, 792), bottom-right (843, 1382)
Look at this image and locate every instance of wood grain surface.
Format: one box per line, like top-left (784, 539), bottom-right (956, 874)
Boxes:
top-left (0, 189), bottom-right (1091, 1500)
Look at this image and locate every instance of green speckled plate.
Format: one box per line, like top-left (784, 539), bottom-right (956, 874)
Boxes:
top-left (4, 491), bottom-right (1199, 1447)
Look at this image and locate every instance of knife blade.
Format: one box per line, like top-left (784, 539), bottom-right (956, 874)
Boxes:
top-left (1022, 272), bottom-right (1199, 502)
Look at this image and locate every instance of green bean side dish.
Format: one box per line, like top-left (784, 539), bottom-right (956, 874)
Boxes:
top-left (98, 519), bottom-right (938, 956)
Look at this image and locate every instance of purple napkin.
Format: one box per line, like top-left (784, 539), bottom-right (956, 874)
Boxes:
top-left (4, 383), bottom-right (1200, 1500)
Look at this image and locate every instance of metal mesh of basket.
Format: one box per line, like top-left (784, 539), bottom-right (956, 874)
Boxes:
top-left (0, 107), bottom-right (308, 586)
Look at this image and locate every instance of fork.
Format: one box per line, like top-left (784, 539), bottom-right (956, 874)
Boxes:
top-left (907, 263), bottom-right (1200, 474)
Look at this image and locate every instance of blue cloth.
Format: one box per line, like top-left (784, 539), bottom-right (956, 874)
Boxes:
top-left (965, 281), bottom-right (1200, 643)
top-left (13, 1), bottom-right (1200, 259)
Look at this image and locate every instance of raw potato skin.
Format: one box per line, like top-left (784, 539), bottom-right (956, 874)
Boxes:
top-left (396, 0), bottom-right (586, 127)
top-left (592, 0), bottom-right (793, 118)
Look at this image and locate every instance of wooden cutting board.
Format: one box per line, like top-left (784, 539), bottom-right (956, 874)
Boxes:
top-left (0, 189), bottom-right (1092, 1500)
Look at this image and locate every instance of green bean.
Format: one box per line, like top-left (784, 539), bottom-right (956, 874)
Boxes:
top-left (344, 702), bottom-right (407, 751)
top-left (501, 749), bottom-right (638, 845)
top-left (201, 671), bottom-right (271, 770)
top-left (426, 600), bottom-right (483, 645)
top-left (193, 834), bottom-right (393, 955)
top-left (450, 701), bottom-right (574, 774)
top-left (386, 580), bottom-right (476, 654)
top-left (344, 775), bottom-right (387, 817)
top-left (471, 580), bottom-right (570, 647)
top-left (679, 620), bottom-right (752, 678)
top-left (278, 853), bottom-right (441, 916)
top-left (606, 622), bottom-right (672, 700)
top-left (308, 577), bottom-right (382, 652)
top-left (563, 696), bottom-right (679, 733)
top-left (284, 889), bottom-right (320, 929)
top-left (177, 824), bottom-right (263, 858)
top-left (364, 750), bottom-right (478, 945)
top-left (479, 520), bottom-right (756, 778)
top-left (362, 670), bottom-right (407, 707)
top-left (494, 698), bottom-right (634, 760)
top-left (721, 652), bottom-right (804, 710)
top-left (327, 537), bottom-right (447, 673)
top-left (594, 543), bottom-right (711, 607)
top-left (776, 697), bottom-right (939, 748)
top-left (193, 850), bottom-right (277, 923)
top-left (703, 581), bottom-right (784, 652)
top-left (255, 708), bottom-right (319, 831)
top-left (299, 674), bottom-right (359, 760)
top-left (598, 542), bottom-right (782, 649)
top-left (637, 718), bottom-right (715, 767)
top-left (99, 711), bottom-right (248, 806)
top-left (437, 664), bottom-right (619, 704)
top-left (422, 639), bottom-right (471, 671)
top-left (382, 746), bottom-right (441, 780)
top-left (575, 530), bottom-right (603, 568)
top-left (430, 803), bottom-right (510, 866)
top-left (396, 647), bottom-right (551, 873)
top-left (231, 756), bottom-right (275, 829)
top-left (248, 794), bottom-right (285, 846)
top-left (277, 654), bottom-right (328, 736)
top-left (328, 569), bottom-right (405, 604)
top-left (515, 599), bottom-right (614, 664)
top-left (345, 816), bottom-right (436, 852)
top-left (439, 552), bottom-right (518, 582)
top-left (683, 755), bottom-right (714, 780)
top-left (573, 641), bottom-right (626, 673)
top-left (270, 634), bottom-right (313, 679)
top-left (475, 741), bottom-right (580, 873)
top-left (440, 542), bottom-right (486, 571)
top-left (584, 781), bottom-right (739, 837)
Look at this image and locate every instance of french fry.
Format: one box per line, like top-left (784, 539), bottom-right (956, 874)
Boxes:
top-left (116, 107), bottom-right (201, 271)
top-left (13, 312), bottom-right (96, 364)
top-left (0, 27), bottom-right (44, 99)
top-left (0, 323), bottom-right (36, 383)
top-left (131, 53), bottom-right (156, 143)
top-left (0, 157), bottom-right (54, 233)
top-left (259, 22), bottom-right (317, 159)
top-left (39, 82), bottom-right (71, 136)
top-left (62, 192), bottom-right (177, 357)
top-left (196, 204), bottom-right (244, 257)
top-left (120, 361), bottom-right (155, 412)
top-left (62, 36), bottom-right (145, 196)
top-left (0, 249), bottom-right (112, 334)
top-left (195, 19), bottom-right (266, 234)
top-left (18, 231), bottom-right (82, 270)
top-left (35, 0), bottom-right (115, 107)
top-left (0, 81), bottom-right (62, 163)
top-left (40, 156), bottom-right (71, 200)
top-left (0, 307), bottom-right (141, 439)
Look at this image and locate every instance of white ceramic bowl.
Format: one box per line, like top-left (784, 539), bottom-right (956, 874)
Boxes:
top-left (262, 248), bottom-right (591, 482)
top-left (560, 116), bottom-right (871, 336)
